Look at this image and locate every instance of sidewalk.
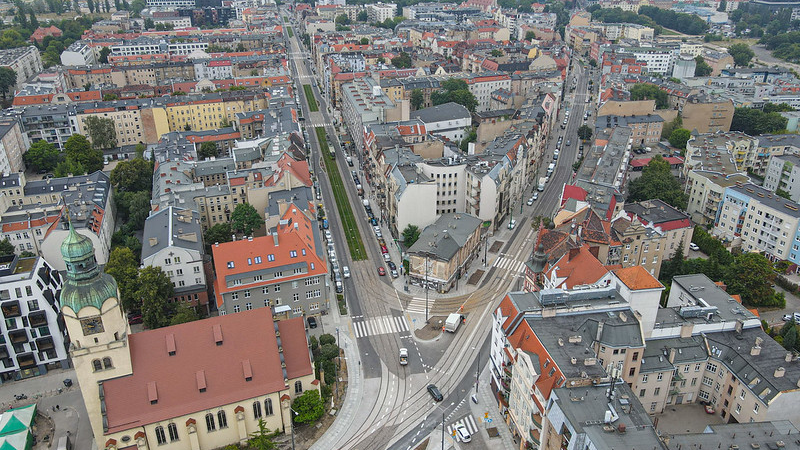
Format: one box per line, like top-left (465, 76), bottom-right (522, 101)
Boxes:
top-left (466, 364), bottom-right (517, 450)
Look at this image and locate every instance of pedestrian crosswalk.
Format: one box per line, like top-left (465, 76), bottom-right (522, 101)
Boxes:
top-left (446, 415), bottom-right (478, 443)
top-left (308, 121), bottom-right (333, 128)
top-left (406, 297), bottom-right (434, 315)
top-left (352, 315), bottom-right (409, 338)
top-left (493, 256), bottom-right (526, 273)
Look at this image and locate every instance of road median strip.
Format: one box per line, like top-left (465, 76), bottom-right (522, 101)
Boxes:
top-left (303, 84), bottom-right (319, 112)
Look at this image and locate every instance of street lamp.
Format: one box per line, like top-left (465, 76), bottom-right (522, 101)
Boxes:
top-left (290, 408), bottom-right (299, 450)
top-left (336, 327), bottom-right (340, 403)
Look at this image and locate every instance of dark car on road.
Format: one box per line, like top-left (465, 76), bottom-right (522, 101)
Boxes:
top-left (427, 384), bottom-right (443, 401)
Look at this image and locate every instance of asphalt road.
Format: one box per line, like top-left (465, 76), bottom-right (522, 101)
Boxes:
top-left (284, 16), bottom-right (585, 449)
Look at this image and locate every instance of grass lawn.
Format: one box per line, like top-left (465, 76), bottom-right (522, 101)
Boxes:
top-left (659, 28), bottom-right (680, 36)
top-left (287, 26), bottom-right (294, 38)
top-left (303, 84), bottom-right (319, 112)
top-left (315, 127), bottom-right (367, 261)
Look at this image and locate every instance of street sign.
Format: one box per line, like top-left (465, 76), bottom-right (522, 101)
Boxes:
top-left (484, 412), bottom-right (489, 419)
top-left (487, 418), bottom-right (492, 423)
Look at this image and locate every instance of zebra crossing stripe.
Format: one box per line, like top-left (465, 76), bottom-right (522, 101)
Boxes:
top-left (446, 415), bottom-right (479, 442)
top-left (352, 315), bottom-right (410, 338)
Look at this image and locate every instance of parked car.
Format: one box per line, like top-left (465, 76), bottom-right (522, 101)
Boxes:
top-left (387, 261), bottom-right (397, 271)
top-left (370, 218), bottom-right (378, 226)
top-left (377, 266), bottom-right (386, 276)
top-left (342, 266), bottom-right (350, 278)
top-left (381, 245), bottom-right (388, 254)
top-left (455, 424), bottom-right (472, 443)
top-left (532, 193), bottom-right (538, 201)
top-left (704, 404), bottom-right (715, 414)
top-left (427, 384), bottom-right (443, 402)
top-left (307, 317), bottom-right (317, 329)
top-left (527, 197), bottom-right (534, 206)
top-left (783, 313), bottom-right (800, 322)
top-left (508, 219), bottom-right (517, 230)
top-left (383, 253), bottom-right (391, 262)
top-left (689, 243), bottom-right (700, 251)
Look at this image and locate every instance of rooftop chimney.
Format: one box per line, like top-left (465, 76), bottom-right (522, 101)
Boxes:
top-left (569, 247), bottom-right (580, 261)
top-left (750, 345), bottom-right (761, 356)
top-left (775, 367), bottom-right (786, 378)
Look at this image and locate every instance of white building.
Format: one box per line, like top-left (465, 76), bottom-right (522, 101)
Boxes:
top-left (685, 170), bottom-right (750, 226)
top-left (465, 73), bottom-right (512, 113)
top-left (618, 46), bottom-right (676, 75)
top-left (0, 255), bottom-right (68, 382)
top-left (409, 102), bottom-right (472, 142)
top-left (367, 2), bottom-right (397, 23)
top-left (141, 207), bottom-right (209, 310)
top-left (0, 46), bottom-right (43, 91)
top-left (193, 60), bottom-right (234, 80)
top-left (60, 41), bottom-right (97, 66)
top-left (764, 153), bottom-right (800, 202)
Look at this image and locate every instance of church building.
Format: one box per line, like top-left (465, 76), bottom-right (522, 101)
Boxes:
top-left (58, 224), bottom-right (317, 450)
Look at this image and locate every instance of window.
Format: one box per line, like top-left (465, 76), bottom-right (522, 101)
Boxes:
top-left (263, 287), bottom-right (269, 294)
top-left (166, 423), bottom-right (178, 442)
top-left (274, 285), bottom-right (281, 292)
top-left (650, 402), bottom-right (657, 412)
top-left (629, 367), bottom-right (635, 377)
top-left (295, 380), bottom-right (303, 394)
top-left (205, 413), bottom-right (216, 432)
top-left (155, 426), bottom-right (167, 445)
top-left (706, 363), bottom-right (718, 373)
top-left (640, 389), bottom-right (646, 397)
top-left (255, 256), bottom-right (262, 264)
top-left (253, 401), bottom-right (262, 419)
top-left (268, 254), bottom-right (275, 262)
top-left (290, 250), bottom-right (297, 257)
top-left (656, 373), bottom-right (663, 382)
top-left (735, 403), bottom-right (741, 414)
top-left (684, 365), bottom-right (690, 373)
top-left (654, 387), bottom-right (660, 396)
top-left (695, 364), bottom-right (701, 372)
top-left (293, 293), bottom-right (300, 302)
top-left (642, 374), bottom-right (648, 383)
top-left (92, 359), bottom-right (102, 371)
top-left (698, 390), bottom-right (710, 401)
top-left (739, 390), bottom-right (746, 400)
top-left (254, 275), bottom-right (262, 282)
top-left (632, 352), bottom-right (639, 361)
top-left (245, 290), bottom-right (251, 298)
top-left (754, 403), bottom-right (759, 414)
top-left (231, 292), bottom-right (239, 300)
top-left (246, 303), bottom-right (252, 311)
top-left (103, 357), bottom-right (113, 369)
top-left (227, 261), bottom-right (234, 268)
top-left (691, 377), bottom-right (697, 386)
top-left (702, 376), bottom-right (713, 386)
top-left (217, 410), bottom-right (228, 428)
top-left (233, 305), bottom-right (240, 313)
top-left (164, 258), bottom-right (172, 265)
top-left (176, 269), bottom-right (183, 276)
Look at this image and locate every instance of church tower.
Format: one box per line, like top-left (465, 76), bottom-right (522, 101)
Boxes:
top-left (59, 223), bottom-right (132, 445)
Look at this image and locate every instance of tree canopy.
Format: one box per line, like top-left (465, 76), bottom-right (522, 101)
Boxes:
top-left (724, 252), bottom-right (781, 307)
top-left (431, 78), bottom-right (478, 112)
top-left (728, 43), bottom-right (755, 67)
top-left (627, 155), bottom-right (687, 209)
top-left (391, 52), bottom-right (412, 68)
top-left (137, 266), bottom-right (176, 329)
top-left (198, 142), bottom-right (219, 160)
top-left (23, 140), bottom-right (60, 172)
top-left (0, 67), bottom-right (17, 99)
top-left (292, 390), bottom-right (325, 425)
top-left (629, 84), bottom-right (669, 109)
top-left (231, 203), bottom-right (263, 236)
top-left (668, 128), bottom-right (691, 150)
top-left (694, 56), bottom-right (712, 76)
top-left (410, 89), bottom-right (424, 110)
top-left (402, 225), bottom-right (420, 247)
top-left (731, 107), bottom-right (788, 135)
top-left (105, 246), bottom-right (140, 313)
top-left (577, 125), bottom-right (593, 141)
top-left (0, 239), bottom-right (15, 256)
top-left (204, 223), bottom-right (233, 249)
top-left (65, 134), bottom-right (104, 173)
top-left (110, 158), bottom-right (153, 192)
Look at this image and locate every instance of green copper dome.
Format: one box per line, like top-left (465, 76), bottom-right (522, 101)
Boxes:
top-left (60, 224), bottom-right (95, 262)
top-left (60, 223), bottom-right (119, 313)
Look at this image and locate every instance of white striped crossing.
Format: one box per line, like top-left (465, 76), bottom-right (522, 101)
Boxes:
top-left (352, 315), bottom-right (409, 339)
top-left (446, 415), bottom-right (478, 442)
top-left (308, 121), bottom-right (333, 128)
top-left (493, 256), bottom-right (525, 273)
top-left (406, 297), bottom-right (434, 315)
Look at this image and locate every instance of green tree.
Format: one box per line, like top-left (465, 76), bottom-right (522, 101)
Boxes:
top-left (292, 390), bottom-right (324, 425)
top-left (410, 88), bottom-right (424, 110)
top-left (137, 266), bottom-right (175, 329)
top-left (728, 43), bottom-right (755, 67)
top-left (87, 0), bottom-right (94, 13)
top-left (110, 158), bottom-right (153, 192)
top-left (589, 58), bottom-right (597, 67)
top-left (144, 18), bottom-right (154, 29)
top-left (319, 333), bottom-right (336, 346)
top-left (0, 239), bottom-right (15, 256)
top-left (0, 67), bottom-right (17, 99)
top-left (247, 419), bottom-right (276, 450)
top-left (402, 224), bottom-right (421, 247)
top-left (198, 141), bottom-right (219, 160)
top-left (357, 10), bottom-right (368, 22)
top-left (115, 190), bottom-right (151, 231)
top-left (763, 103), bottom-right (795, 113)
top-left (335, 14), bottom-right (350, 25)
top-left (360, 37), bottom-right (369, 45)
top-left (98, 47), bottom-right (111, 64)
top-left (776, 188), bottom-right (792, 200)
top-left (105, 246), bottom-right (140, 313)
top-left (661, 115), bottom-right (683, 139)
top-left (525, 31), bottom-right (536, 41)
top-left (84, 116), bottom-right (117, 150)
top-left (53, 158), bottom-right (86, 177)
top-left (23, 140), bottom-right (60, 172)
top-left (460, 127), bottom-right (477, 153)
top-left (29, 11), bottom-right (39, 29)
top-left (135, 143), bottom-right (146, 159)
top-left (629, 83), bottom-right (669, 109)
top-left (204, 223), bottom-right (233, 249)
top-left (431, 78), bottom-right (478, 111)
top-left (659, 241), bottom-right (686, 283)
top-left (65, 134), bottom-right (104, 173)
top-left (668, 128), bottom-right (691, 149)
top-left (391, 52), bottom-right (412, 68)
top-left (627, 155), bottom-right (687, 209)
top-left (731, 107), bottom-right (788, 135)
top-left (231, 203), bottom-right (262, 236)
top-left (717, 0), bottom-right (726, 12)
top-left (490, 49), bottom-right (503, 57)
top-left (577, 124), bottom-right (593, 141)
top-left (170, 302), bottom-right (200, 326)
top-left (694, 56), bottom-right (713, 76)
top-left (784, 325), bottom-right (798, 351)
top-left (724, 252), bottom-right (778, 307)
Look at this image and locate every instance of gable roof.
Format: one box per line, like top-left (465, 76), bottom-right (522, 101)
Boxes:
top-left (102, 309), bottom-right (312, 434)
top-left (613, 266), bottom-right (663, 291)
top-left (141, 206), bottom-right (203, 261)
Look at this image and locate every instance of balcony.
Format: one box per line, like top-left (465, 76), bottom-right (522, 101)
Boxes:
top-left (531, 413), bottom-right (542, 428)
top-left (529, 428), bottom-right (540, 446)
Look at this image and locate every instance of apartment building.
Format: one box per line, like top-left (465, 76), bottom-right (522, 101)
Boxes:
top-left (0, 119), bottom-right (27, 175)
top-left (340, 77), bottom-right (406, 158)
top-left (409, 102), bottom-right (472, 142)
top-left (465, 73), bottom-right (512, 113)
top-left (0, 46), bottom-right (43, 91)
top-left (616, 45), bottom-right (675, 75)
top-left (764, 153), bottom-right (800, 202)
top-left (386, 156), bottom-right (437, 238)
top-left (141, 207), bottom-right (209, 310)
top-left (685, 170), bottom-right (750, 225)
top-left (367, 2), bottom-right (397, 23)
top-left (576, 126), bottom-right (632, 192)
top-left (16, 104), bottom-right (77, 149)
top-left (211, 206), bottom-right (329, 320)
top-left (406, 213), bottom-right (482, 293)
top-left (60, 41), bottom-right (97, 66)
top-left (0, 255), bottom-right (67, 383)
top-left (684, 131), bottom-right (758, 176)
top-left (595, 114), bottom-right (662, 147)
top-left (624, 199), bottom-right (693, 259)
top-left (714, 183), bottom-right (800, 265)
top-left (681, 94), bottom-right (735, 134)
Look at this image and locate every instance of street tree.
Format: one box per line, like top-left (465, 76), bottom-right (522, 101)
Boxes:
top-left (231, 203), bottom-right (262, 236)
top-left (53, 158), bottom-right (86, 177)
top-left (627, 155), bottom-right (687, 210)
top-left (137, 266), bottom-right (176, 329)
top-left (724, 252), bottom-right (779, 307)
top-left (292, 390), bottom-right (324, 425)
top-left (84, 116), bottom-right (117, 150)
top-left (65, 134), bottom-right (104, 173)
top-left (105, 246), bottom-right (141, 313)
top-left (0, 67), bottom-right (17, 100)
top-left (629, 83), bottom-right (669, 109)
top-left (98, 47), bottom-right (111, 63)
top-left (198, 142), bottom-right (219, 160)
top-left (110, 158), bottom-right (153, 192)
top-left (668, 128), bottom-right (691, 150)
top-left (577, 124), bottom-right (592, 141)
top-left (402, 224), bottom-right (421, 247)
top-left (731, 107), bottom-right (788, 135)
top-left (410, 89), bottom-right (424, 110)
top-left (728, 43), bottom-right (754, 67)
top-left (23, 140), bottom-right (60, 172)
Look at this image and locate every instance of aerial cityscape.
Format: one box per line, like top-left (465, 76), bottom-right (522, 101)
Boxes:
top-left (0, 0), bottom-right (800, 449)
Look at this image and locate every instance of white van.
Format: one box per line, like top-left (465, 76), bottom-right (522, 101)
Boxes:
top-left (57, 436), bottom-right (72, 450)
top-left (547, 163), bottom-right (555, 176)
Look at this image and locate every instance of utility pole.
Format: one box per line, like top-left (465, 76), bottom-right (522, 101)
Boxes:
top-left (441, 411), bottom-right (445, 450)
top-left (476, 348), bottom-right (480, 395)
top-left (425, 253), bottom-right (429, 324)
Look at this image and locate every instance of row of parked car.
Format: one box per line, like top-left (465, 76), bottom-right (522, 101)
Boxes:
top-left (352, 171), bottom-right (400, 279)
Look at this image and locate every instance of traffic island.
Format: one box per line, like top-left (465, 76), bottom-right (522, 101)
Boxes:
top-left (413, 316), bottom-right (447, 340)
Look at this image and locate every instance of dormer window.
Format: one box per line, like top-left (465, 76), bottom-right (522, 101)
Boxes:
top-left (227, 261), bottom-right (234, 268)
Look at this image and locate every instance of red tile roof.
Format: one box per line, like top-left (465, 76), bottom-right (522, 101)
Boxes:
top-left (613, 266), bottom-right (663, 290)
top-left (552, 245), bottom-right (609, 289)
top-left (103, 308), bottom-right (312, 434)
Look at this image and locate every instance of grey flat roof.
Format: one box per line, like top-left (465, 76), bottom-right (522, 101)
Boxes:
top-left (141, 206), bottom-right (203, 261)
top-left (727, 183), bottom-right (800, 219)
top-left (406, 213), bottom-right (482, 261)
top-left (624, 199), bottom-right (689, 225)
top-left (667, 421), bottom-right (800, 450)
top-left (410, 101), bottom-right (471, 124)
